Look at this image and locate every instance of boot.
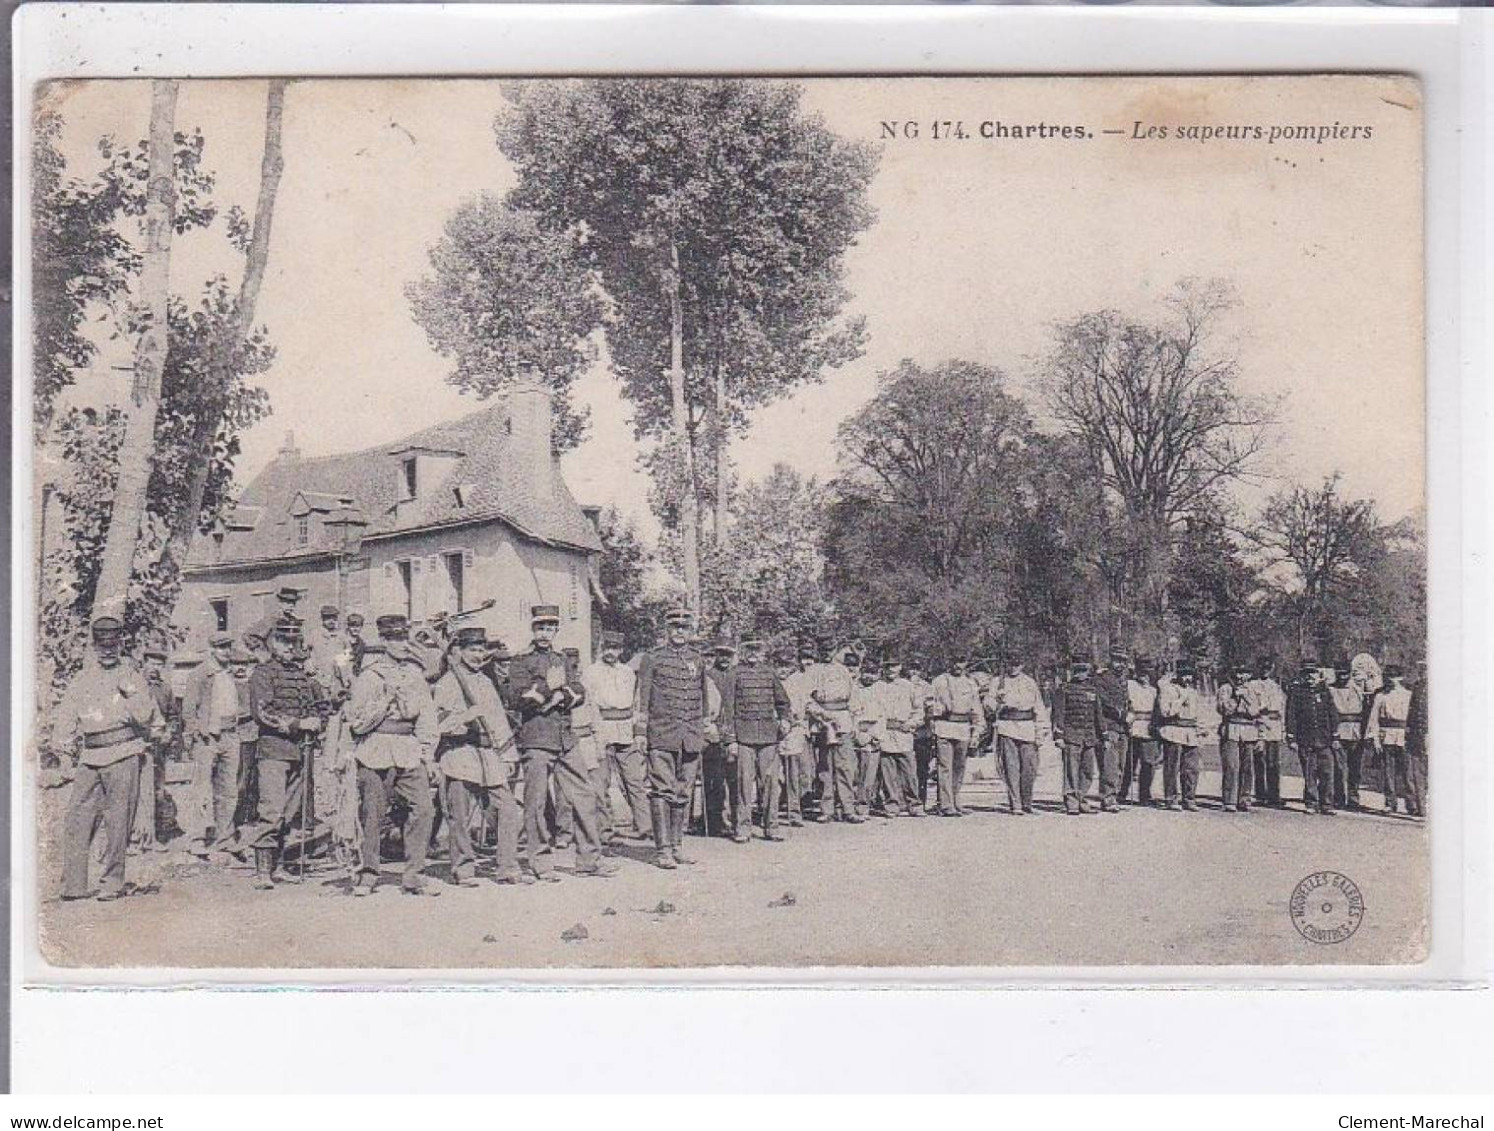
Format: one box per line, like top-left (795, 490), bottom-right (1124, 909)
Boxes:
top-left (253, 848), bottom-right (276, 890)
top-left (650, 798), bottom-right (676, 870)
top-left (670, 803), bottom-right (698, 865)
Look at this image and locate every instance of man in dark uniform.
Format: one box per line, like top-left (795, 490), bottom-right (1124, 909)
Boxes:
top-left (345, 612), bottom-right (368, 675)
top-left (1093, 649), bottom-right (1130, 814)
top-left (1052, 657), bottom-right (1104, 816)
top-left (635, 607), bottom-right (713, 869)
top-left (243, 586), bottom-right (304, 658)
top-left (1286, 658), bottom-right (1338, 816)
top-left (135, 646), bottom-right (177, 850)
top-left (506, 605), bottom-right (618, 881)
top-left (246, 622), bottom-right (325, 886)
top-left (719, 635), bottom-right (792, 843)
top-left (1404, 660), bottom-right (1428, 819)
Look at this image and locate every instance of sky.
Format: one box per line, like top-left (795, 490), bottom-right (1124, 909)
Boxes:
top-left (40, 75), bottom-right (1425, 530)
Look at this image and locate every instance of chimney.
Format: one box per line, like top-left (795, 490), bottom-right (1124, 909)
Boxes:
top-left (507, 367), bottom-right (554, 497)
top-left (279, 430), bottom-right (300, 459)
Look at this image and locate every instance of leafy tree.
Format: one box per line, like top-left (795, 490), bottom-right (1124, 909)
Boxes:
top-left (593, 507), bottom-right (671, 656)
top-left (494, 78), bottom-right (879, 607)
top-left (407, 196), bottom-right (602, 451)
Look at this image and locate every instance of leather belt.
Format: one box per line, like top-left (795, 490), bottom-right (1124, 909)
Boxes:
top-left (1162, 716), bottom-right (1196, 727)
top-left (82, 723), bottom-right (139, 750)
top-left (1382, 716), bottom-right (1408, 727)
top-left (946, 713), bottom-right (974, 723)
top-left (1001, 709), bottom-right (1036, 721)
top-left (599, 707), bottom-right (633, 721)
top-left (375, 719), bottom-right (416, 736)
top-left (819, 699), bottom-right (850, 711)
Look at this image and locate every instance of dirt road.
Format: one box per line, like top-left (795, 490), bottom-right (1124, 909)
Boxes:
top-left (35, 756), bottom-right (1427, 972)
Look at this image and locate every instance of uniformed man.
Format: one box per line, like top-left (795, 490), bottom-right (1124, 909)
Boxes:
top-left (587, 632), bottom-right (651, 841)
top-left (345, 612), bottom-right (368, 675)
top-left (1052, 658), bottom-right (1103, 816)
top-left (777, 644), bottom-right (817, 827)
top-left (506, 606), bottom-right (618, 881)
top-left (553, 646), bottom-right (611, 848)
top-left (989, 655), bottom-right (1041, 816)
top-left (905, 658), bottom-right (936, 811)
top-left (1286, 658), bottom-right (1338, 816)
top-left (1217, 660), bottom-right (1261, 813)
top-left (874, 658), bottom-right (922, 817)
top-left (243, 586), bottom-right (303, 657)
top-left (1327, 659), bottom-right (1365, 810)
top-left (306, 604), bottom-right (353, 706)
top-left (52, 615), bottom-right (162, 900)
top-left (930, 656), bottom-right (981, 817)
top-left (134, 646), bottom-right (176, 851)
top-left (702, 639), bottom-right (737, 837)
top-left (1404, 660), bottom-right (1428, 819)
top-left (1366, 664), bottom-right (1413, 816)
top-left (635, 607), bottom-right (713, 868)
top-left (228, 646), bottom-right (259, 841)
top-left (181, 632), bottom-right (244, 856)
top-left (432, 626), bottom-right (528, 886)
top-left (1156, 660), bottom-right (1202, 812)
top-left (719, 635), bottom-right (792, 843)
top-left (805, 646), bottom-right (865, 823)
top-left (1094, 649), bottom-right (1131, 814)
top-left (246, 622), bottom-right (325, 887)
top-left (1122, 658), bottom-right (1160, 807)
top-left (345, 615), bottom-right (440, 895)
top-left (849, 654), bottom-right (885, 818)
top-left (1252, 657), bottom-right (1287, 808)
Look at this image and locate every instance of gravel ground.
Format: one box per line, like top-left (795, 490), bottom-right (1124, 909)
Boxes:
top-left (34, 751), bottom-right (1428, 971)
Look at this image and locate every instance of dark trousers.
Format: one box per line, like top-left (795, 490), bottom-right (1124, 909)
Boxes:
top-left (1330, 741), bottom-right (1355, 808)
top-left (779, 735), bottom-right (807, 819)
top-left (1062, 739), bottom-right (1096, 811)
top-left (878, 749), bottom-right (918, 814)
top-left (702, 741), bottom-right (732, 834)
top-left (524, 748), bottom-right (601, 873)
top-left (1297, 742), bottom-right (1319, 808)
top-left (935, 737), bottom-right (969, 813)
top-left (1098, 732), bottom-right (1125, 805)
top-left (445, 772), bottom-right (520, 879)
top-left (1254, 740), bottom-right (1282, 804)
top-left (1313, 744), bottom-right (1343, 812)
top-left (62, 756), bottom-right (140, 898)
top-left (357, 763), bottom-right (434, 884)
top-left (855, 741), bottom-right (882, 808)
top-left (736, 741), bottom-right (779, 833)
top-left (1162, 742), bottom-right (1200, 804)
top-left (1127, 737), bottom-right (1160, 803)
top-left (233, 741), bottom-right (259, 832)
top-left (1407, 752), bottom-right (1427, 817)
top-left (816, 734), bottom-right (860, 818)
top-left (914, 731), bottom-right (935, 807)
top-left (1334, 739), bottom-right (1362, 807)
top-left (1380, 744), bottom-right (1411, 812)
top-left (1220, 738), bottom-right (1257, 809)
top-left (249, 755), bottom-right (306, 857)
top-left (997, 736), bottom-right (1038, 812)
top-left (607, 743), bottom-right (653, 834)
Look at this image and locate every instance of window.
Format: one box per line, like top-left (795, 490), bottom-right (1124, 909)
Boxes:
top-left (210, 598), bottom-right (229, 633)
top-left (396, 559), bottom-right (414, 620)
top-left (402, 456), bottom-right (418, 500)
top-left (296, 515), bottom-right (309, 546)
top-left (568, 560), bottom-right (580, 620)
top-left (444, 551), bottom-right (465, 614)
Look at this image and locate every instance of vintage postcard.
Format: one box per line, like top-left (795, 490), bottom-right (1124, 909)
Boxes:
top-left (24, 74), bottom-right (1426, 971)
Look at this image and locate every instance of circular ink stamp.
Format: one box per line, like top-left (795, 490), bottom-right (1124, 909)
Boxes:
top-left (1290, 871), bottom-right (1365, 944)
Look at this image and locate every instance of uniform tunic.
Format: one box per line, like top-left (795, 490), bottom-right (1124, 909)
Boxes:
top-left (874, 678), bottom-right (921, 755)
top-left (1366, 685), bottom-right (1412, 748)
top-left (506, 647), bottom-right (586, 753)
top-left (806, 661), bottom-right (857, 739)
top-left (53, 657), bottom-right (159, 766)
top-left (849, 680), bottom-right (886, 745)
top-left (1328, 685), bottom-right (1365, 742)
top-left (991, 674), bottom-right (1041, 744)
top-left (347, 651), bottom-right (439, 769)
top-left (1253, 678), bottom-right (1287, 743)
top-left (433, 662), bottom-right (515, 784)
top-left (930, 673), bottom-right (981, 743)
top-left (719, 663), bottom-right (791, 747)
top-left (586, 660), bottom-right (638, 748)
top-left (1155, 680), bottom-right (1201, 747)
top-left (635, 645), bottom-right (712, 755)
top-left (248, 659), bottom-right (323, 763)
top-left (1125, 680), bottom-right (1158, 740)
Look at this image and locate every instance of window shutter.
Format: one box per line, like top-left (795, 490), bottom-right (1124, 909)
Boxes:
top-left (426, 555), bottom-right (442, 616)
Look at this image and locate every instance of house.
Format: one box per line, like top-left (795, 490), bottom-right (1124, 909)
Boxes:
top-left (174, 381), bottom-right (604, 661)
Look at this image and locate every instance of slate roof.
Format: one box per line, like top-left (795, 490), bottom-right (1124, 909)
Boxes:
top-left (186, 401), bottom-right (601, 570)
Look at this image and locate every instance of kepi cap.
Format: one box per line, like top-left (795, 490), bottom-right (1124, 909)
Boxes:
top-left (530, 604), bottom-right (561, 625)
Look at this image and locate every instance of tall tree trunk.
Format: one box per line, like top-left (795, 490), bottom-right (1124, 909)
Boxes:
top-left (159, 79), bottom-right (288, 580)
top-left (667, 239), bottom-right (701, 611)
top-left (92, 80), bottom-right (179, 617)
top-left (713, 355), bottom-right (728, 548)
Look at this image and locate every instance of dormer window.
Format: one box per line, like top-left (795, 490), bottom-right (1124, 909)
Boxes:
top-left (402, 457), bottom-right (418, 500)
top-left (296, 515), bottom-right (309, 546)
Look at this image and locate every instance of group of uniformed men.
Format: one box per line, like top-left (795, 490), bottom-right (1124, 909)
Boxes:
top-left (47, 591), bottom-right (1428, 902)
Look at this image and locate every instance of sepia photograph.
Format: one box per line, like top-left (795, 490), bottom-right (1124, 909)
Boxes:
top-left (24, 73), bottom-right (1427, 972)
